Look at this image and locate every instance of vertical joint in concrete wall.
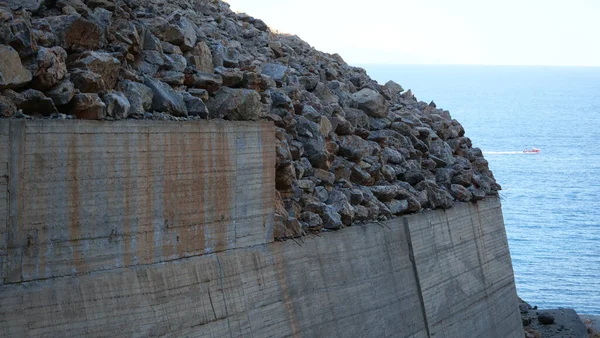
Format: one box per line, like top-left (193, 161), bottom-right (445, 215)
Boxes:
top-left (404, 217), bottom-right (431, 338)
top-left (6, 121), bottom-right (25, 284)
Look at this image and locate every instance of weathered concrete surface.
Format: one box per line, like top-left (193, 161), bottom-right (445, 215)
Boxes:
top-left (0, 120), bottom-right (275, 284)
top-left (407, 198), bottom-right (523, 338)
top-left (0, 120), bottom-right (521, 337)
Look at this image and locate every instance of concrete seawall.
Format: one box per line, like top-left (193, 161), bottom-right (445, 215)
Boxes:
top-left (0, 120), bottom-right (522, 337)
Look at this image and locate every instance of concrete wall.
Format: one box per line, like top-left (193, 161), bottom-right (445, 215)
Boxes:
top-left (0, 120), bottom-right (522, 337)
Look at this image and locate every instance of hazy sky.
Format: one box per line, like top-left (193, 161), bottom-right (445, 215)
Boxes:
top-left (225, 0), bottom-right (600, 66)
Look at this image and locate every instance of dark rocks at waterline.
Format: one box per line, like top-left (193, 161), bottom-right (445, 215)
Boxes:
top-left (0, 0), bottom-right (501, 240)
top-left (538, 313), bottom-right (555, 325)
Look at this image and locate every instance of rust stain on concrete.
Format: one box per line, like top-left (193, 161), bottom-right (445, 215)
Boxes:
top-left (68, 134), bottom-right (83, 273)
top-left (144, 130), bottom-right (154, 263)
top-left (191, 129), bottom-right (206, 255)
top-left (213, 125), bottom-right (232, 253)
top-left (123, 134), bottom-right (132, 267)
top-left (273, 242), bottom-right (301, 338)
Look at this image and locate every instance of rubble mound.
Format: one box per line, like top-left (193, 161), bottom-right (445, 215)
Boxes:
top-left (0, 0), bottom-right (501, 239)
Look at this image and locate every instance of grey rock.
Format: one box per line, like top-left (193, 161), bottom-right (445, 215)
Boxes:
top-left (31, 47), bottom-right (68, 90)
top-left (0, 44), bottom-right (32, 89)
top-left (338, 135), bottom-right (373, 161)
top-left (314, 168), bottom-right (335, 185)
top-left (184, 72), bottom-right (222, 93)
top-left (368, 185), bottom-right (398, 203)
top-left (450, 184), bottom-right (473, 202)
top-left (181, 92), bottom-right (209, 118)
top-left (46, 79), bottom-right (75, 105)
top-left (117, 80), bottom-right (153, 115)
top-left (2, 0), bottom-right (42, 11)
top-left (185, 41), bottom-right (213, 73)
top-left (143, 76), bottom-right (187, 117)
top-left (103, 91), bottom-right (130, 120)
top-left (351, 88), bottom-right (388, 118)
top-left (8, 88), bottom-right (57, 116)
top-left (0, 95), bottom-right (17, 117)
top-left (321, 205), bottom-right (342, 230)
top-left (261, 63), bottom-right (287, 85)
top-left (299, 212), bottom-right (322, 230)
top-left (69, 51), bottom-right (121, 90)
top-left (385, 199), bottom-right (409, 215)
top-left (70, 69), bottom-right (105, 93)
top-left (205, 87), bottom-right (262, 121)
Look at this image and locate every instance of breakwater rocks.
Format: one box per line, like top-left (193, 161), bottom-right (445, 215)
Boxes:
top-left (0, 0), bottom-right (500, 239)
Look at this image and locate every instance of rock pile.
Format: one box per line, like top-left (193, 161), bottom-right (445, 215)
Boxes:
top-left (0, 0), bottom-right (501, 239)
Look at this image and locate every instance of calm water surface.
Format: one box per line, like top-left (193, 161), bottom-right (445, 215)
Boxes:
top-left (362, 65), bottom-right (600, 315)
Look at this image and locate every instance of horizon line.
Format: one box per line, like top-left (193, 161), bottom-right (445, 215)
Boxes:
top-left (353, 63), bottom-right (600, 68)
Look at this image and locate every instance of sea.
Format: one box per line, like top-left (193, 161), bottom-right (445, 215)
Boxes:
top-left (361, 64), bottom-right (600, 315)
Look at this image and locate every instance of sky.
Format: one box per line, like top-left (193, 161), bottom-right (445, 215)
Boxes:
top-left (225, 0), bottom-right (600, 66)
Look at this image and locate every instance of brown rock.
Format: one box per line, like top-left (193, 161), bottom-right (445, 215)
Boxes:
top-left (70, 92), bottom-right (106, 119)
top-left (0, 95), bottom-right (17, 117)
top-left (31, 47), bottom-right (68, 90)
top-left (46, 79), bottom-right (75, 105)
top-left (64, 17), bottom-right (104, 51)
top-left (185, 41), bottom-right (213, 73)
top-left (69, 51), bottom-right (121, 90)
top-left (0, 44), bottom-right (32, 89)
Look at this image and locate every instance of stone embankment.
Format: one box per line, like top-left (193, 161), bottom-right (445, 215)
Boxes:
top-left (0, 0), bottom-right (500, 240)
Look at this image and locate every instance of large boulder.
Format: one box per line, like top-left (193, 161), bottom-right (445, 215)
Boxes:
top-left (338, 135), bottom-right (373, 161)
top-left (0, 44), bottom-right (32, 89)
top-left (185, 41), bottom-right (213, 73)
top-left (4, 88), bottom-right (57, 116)
top-left (31, 47), bottom-right (68, 90)
top-left (351, 88), bottom-right (388, 118)
top-left (69, 51), bottom-right (121, 90)
top-left (143, 76), bottom-right (187, 117)
top-left (69, 92), bottom-right (106, 119)
top-left (46, 79), bottom-right (75, 106)
top-left (205, 87), bottom-right (262, 121)
top-left (117, 80), bottom-right (153, 115)
top-left (102, 91), bottom-right (130, 120)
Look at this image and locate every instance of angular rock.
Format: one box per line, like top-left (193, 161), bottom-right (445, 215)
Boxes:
top-left (70, 92), bottom-right (105, 119)
top-left (64, 17), bottom-right (105, 51)
top-left (103, 91), bottom-right (130, 120)
top-left (185, 41), bottom-right (213, 73)
top-left (368, 185), bottom-right (398, 203)
top-left (9, 89), bottom-right (58, 116)
top-left (69, 51), bottom-right (121, 90)
top-left (416, 181), bottom-right (454, 209)
top-left (46, 78), bottom-right (75, 105)
top-left (314, 168), bottom-right (335, 185)
top-left (450, 184), bottom-right (473, 202)
top-left (385, 199), bottom-right (409, 215)
top-left (0, 44), bottom-right (32, 89)
top-left (351, 88), bottom-right (388, 118)
top-left (205, 87), bottom-right (262, 121)
top-left (117, 80), bottom-right (153, 115)
top-left (2, 0), bottom-right (42, 11)
top-left (156, 70), bottom-right (185, 85)
top-left (70, 69), bottom-right (105, 93)
top-left (181, 92), bottom-right (209, 118)
top-left (184, 72), bottom-right (222, 93)
top-left (261, 63), bottom-right (287, 85)
top-left (299, 211), bottom-right (322, 230)
top-left (0, 95), bottom-right (17, 117)
top-left (143, 76), bottom-right (187, 117)
top-left (321, 205), bottom-right (342, 230)
top-left (338, 135), bottom-right (372, 161)
top-left (0, 11), bottom-right (37, 57)
top-left (31, 46), bottom-right (68, 90)
top-left (327, 189), bottom-right (354, 226)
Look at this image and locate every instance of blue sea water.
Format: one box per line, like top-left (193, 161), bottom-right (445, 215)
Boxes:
top-left (362, 65), bottom-right (600, 315)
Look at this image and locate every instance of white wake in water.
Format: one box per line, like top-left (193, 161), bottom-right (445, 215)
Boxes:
top-left (483, 151), bottom-right (526, 155)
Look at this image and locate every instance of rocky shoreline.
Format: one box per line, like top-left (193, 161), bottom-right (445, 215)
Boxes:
top-left (519, 298), bottom-right (599, 338)
top-left (0, 0), bottom-right (502, 240)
